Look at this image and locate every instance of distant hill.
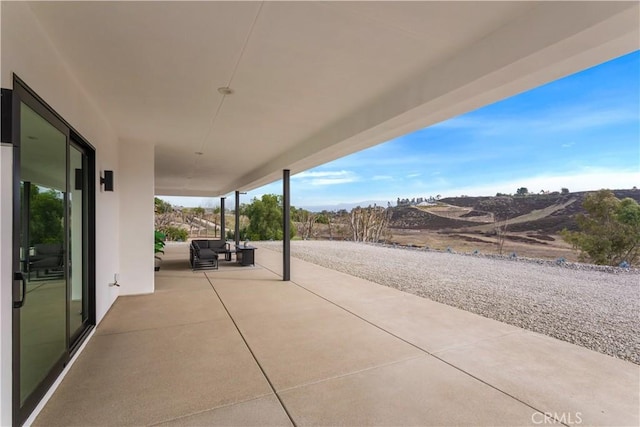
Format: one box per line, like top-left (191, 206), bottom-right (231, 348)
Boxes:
top-left (389, 189), bottom-right (640, 234)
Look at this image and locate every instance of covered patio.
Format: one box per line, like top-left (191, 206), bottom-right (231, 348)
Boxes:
top-left (33, 244), bottom-right (638, 426)
top-left (2, 2), bottom-right (639, 425)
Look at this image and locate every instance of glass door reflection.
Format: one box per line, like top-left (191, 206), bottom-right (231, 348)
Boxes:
top-left (19, 102), bottom-right (67, 406)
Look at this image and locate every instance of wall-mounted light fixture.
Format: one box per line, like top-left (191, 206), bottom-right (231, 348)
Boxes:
top-left (100, 170), bottom-right (114, 192)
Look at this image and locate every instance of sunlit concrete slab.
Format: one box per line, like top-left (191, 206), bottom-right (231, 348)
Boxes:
top-left (279, 356), bottom-right (540, 426)
top-left (214, 277), bottom-right (424, 391)
top-left (339, 293), bottom-right (525, 354)
top-left (155, 395), bottom-right (293, 427)
top-left (34, 320), bottom-right (273, 426)
top-left (154, 275), bottom-right (213, 293)
top-left (255, 245), bottom-right (521, 352)
top-left (212, 279), bottom-right (329, 319)
top-left (96, 287), bottom-right (226, 335)
top-left (34, 243), bottom-right (639, 426)
top-left (209, 264), bottom-right (279, 282)
top-left (254, 244), bottom-right (639, 426)
top-left (436, 331), bottom-right (640, 427)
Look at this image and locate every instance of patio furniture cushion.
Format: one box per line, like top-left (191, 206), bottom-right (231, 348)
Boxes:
top-left (197, 248), bottom-right (217, 259)
top-left (29, 243), bottom-right (64, 278)
top-left (192, 239), bottom-right (230, 253)
top-left (190, 240), bottom-right (225, 270)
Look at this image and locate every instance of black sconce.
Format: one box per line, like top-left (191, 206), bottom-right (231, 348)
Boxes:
top-left (100, 170), bottom-right (114, 192)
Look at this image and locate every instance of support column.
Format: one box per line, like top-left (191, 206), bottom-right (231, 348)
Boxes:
top-left (220, 197), bottom-right (226, 241)
top-left (235, 190), bottom-right (240, 247)
top-left (283, 169), bottom-right (290, 281)
top-left (118, 140), bottom-right (155, 295)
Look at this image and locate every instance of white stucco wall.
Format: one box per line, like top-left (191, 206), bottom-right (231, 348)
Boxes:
top-left (1, 0), bottom-right (122, 321)
top-left (118, 140), bottom-right (155, 295)
top-left (0, 2), bottom-right (134, 423)
top-left (0, 144), bottom-right (14, 426)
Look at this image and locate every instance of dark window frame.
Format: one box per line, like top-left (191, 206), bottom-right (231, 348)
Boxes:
top-left (9, 75), bottom-right (96, 426)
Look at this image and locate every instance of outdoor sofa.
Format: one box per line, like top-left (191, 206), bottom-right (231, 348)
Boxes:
top-left (28, 243), bottom-right (64, 279)
top-left (190, 239), bottom-right (231, 270)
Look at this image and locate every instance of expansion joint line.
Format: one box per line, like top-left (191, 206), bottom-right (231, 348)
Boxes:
top-left (204, 273), bottom-right (298, 427)
top-left (260, 264), bottom-right (567, 427)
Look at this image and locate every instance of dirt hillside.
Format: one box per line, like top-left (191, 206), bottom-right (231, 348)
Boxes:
top-left (384, 189), bottom-right (640, 260)
top-left (390, 189), bottom-right (640, 233)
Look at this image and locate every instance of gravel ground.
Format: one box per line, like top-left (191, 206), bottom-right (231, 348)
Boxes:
top-left (258, 240), bottom-right (639, 364)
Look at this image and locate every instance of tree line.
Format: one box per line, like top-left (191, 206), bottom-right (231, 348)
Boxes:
top-left (155, 189), bottom-right (640, 267)
top-left (155, 194), bottom-right (394, 244)
top-left (154, 197), bottom-right (224, 241)
top-left (234, 194), bottom-right (392, 243)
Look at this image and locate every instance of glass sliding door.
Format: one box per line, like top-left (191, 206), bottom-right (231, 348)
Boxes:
top-left (12, 77), bottom-right (95, 425)
top-left (17, 102), bottom-right (68, 408)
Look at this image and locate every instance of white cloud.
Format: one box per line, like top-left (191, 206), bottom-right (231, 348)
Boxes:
top-left (336, 168), bottom-right (638, 202)
top-left (548, 108), bottom-right (638, 132)
top-left (437, 169), bottom-right (640, 198)
top-left (293, 170), bottom-right (359, 186)
top-left (432, 105), bottom-right (638, 136)
top-left (406, 173), bottom-right (421, 178)
top-left (310, 177), bottom-right (358, 186)
top-left (372, 175), bottom-right (393, 181)
top-left (233, 169), bottom-right (638, 209)
top-left (293, 170), bottom-right (350, 179)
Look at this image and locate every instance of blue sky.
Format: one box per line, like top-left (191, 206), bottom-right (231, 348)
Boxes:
top-left (162, 51), bottom-right (639, 210)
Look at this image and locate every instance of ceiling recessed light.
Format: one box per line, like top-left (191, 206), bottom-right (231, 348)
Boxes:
top-left (195, 152), bottom-right (204, 155)
top-left (217, 87), bottom-right (234, 95)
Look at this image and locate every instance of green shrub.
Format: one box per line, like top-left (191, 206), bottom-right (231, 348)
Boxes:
top-left (226, 227), bottom-right (248, 241)
top-left (159, 226), bottom-right (188, 242)
top-left (562, 190), bottom-right (640, 266)
top-left (244, 194), bottom-right (296, 240)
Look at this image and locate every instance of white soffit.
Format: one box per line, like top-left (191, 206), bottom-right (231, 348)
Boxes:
top-left (27, 1), bottom-right (640, 197)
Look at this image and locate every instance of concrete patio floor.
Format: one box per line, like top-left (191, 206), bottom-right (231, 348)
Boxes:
top-left (34, 243), bottom-right (639, 426)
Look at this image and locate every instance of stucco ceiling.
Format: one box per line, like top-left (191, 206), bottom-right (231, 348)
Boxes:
top-left (27, 1), bottom-right (639, 197)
